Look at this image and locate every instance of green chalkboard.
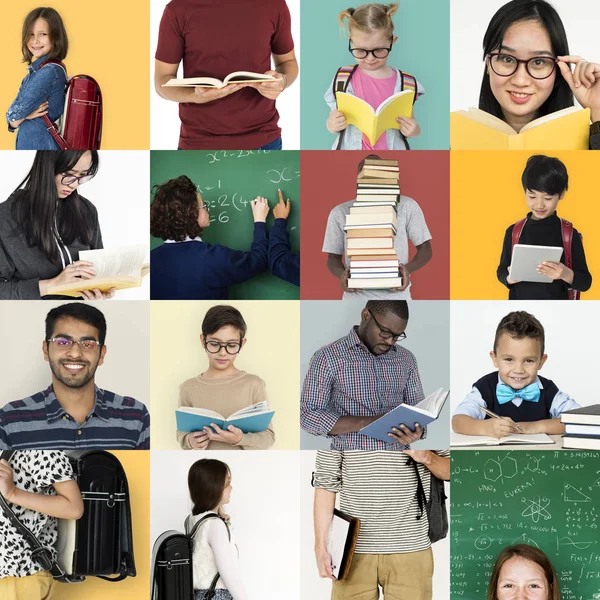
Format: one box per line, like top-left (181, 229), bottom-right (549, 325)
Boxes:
top-left (451, 451), bottom-right (600, 600)
top-left (150, 150), bottom-right (300, 299)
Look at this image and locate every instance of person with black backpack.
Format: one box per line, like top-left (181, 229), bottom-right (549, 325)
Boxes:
top-left (0, 451), bottom-right (83, 600)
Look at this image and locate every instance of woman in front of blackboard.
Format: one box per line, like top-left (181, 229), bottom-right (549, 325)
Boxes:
top-left (150, 175), bottom-right (269, 300)
top-left (488, 544), bottom-right (561, 600)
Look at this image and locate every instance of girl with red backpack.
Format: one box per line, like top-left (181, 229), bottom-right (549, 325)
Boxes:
top-left (6, 8), bottom-right (68, 150)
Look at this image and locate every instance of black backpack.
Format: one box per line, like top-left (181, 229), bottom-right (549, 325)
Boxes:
top-left (0, 450), bottom-right (136, 583)
top-left (407, 456), bottom-right (449, 544)
top-left (151, 513), bottom-right (230, 600)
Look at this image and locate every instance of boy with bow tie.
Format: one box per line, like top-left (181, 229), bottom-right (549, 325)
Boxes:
top-left (452, 311), bottom-right (579, 437)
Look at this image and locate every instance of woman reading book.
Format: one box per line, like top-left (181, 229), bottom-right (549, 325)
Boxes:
top-left (0, 150), bottom-right (115, 300)
top-left (467, 0), bottom-right (600, 149)
top-left (176, 305), bottom-right (275, 451)
top-left (6, 7), bottom-right (68, 150)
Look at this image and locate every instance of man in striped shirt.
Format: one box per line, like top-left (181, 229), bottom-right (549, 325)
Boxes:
top-left (313, 449), bottom-right (450, 600)
top-left (300, 300), bottom-right (425, 450)
top-left (0, 303), bottom-right (149, 450)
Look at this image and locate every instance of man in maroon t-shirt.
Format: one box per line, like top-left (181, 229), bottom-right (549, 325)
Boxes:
top-left (154, 0), bottom-right (298, 150)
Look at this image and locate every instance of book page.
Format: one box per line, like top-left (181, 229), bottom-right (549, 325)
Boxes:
top-left (414, 388), bottom-right (446, 416)
top-left (499, 433), bottom-right (555, 444)
top-left (79, 245), bottom-right (147, 279)
top-left (327, 514), bottom-right (350, 580)
top-left (230, 401), bottom-right (270, 419)
top-left (177, 407), bottom-right (225, 420)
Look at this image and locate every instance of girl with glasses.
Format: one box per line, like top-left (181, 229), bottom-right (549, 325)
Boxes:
top-left (176, 305), bottom-right (275, 452)
top-left (0, 151), bottom-right (115, 300)
top-left (6, 8), bottom-right (68, 150)
top-left (479, 0), bottom-right (600, 149)
top-left (325, 3), bottom-right (425, 150)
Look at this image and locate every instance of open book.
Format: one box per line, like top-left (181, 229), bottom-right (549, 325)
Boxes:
top-left (509, 244), bottom-right (564, 283)
top-left (450, 106), bottom-right (590, 150)
top-left (327, 509), bottom-right (360, 581)
top-left (359, 388), bottom-right (449, 443)
top-left (176, 401), bottom-right (274, 434)
top-left (451, 431), bottom-right (555, 447)
top-left (336, 90), bottom-right (414, 145)
top-left (163, 71), bottom-right (276, 89)
top-left (46, 245), bottom-right (149, 297)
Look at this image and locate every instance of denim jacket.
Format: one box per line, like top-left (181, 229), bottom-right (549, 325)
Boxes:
top-left (324, 69), bottom-right (425, 150)
top-left (6, 55), bottom-right (67, 150)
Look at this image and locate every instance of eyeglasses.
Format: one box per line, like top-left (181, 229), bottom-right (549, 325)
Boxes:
top-left (47, 337), bottom-right (101, 351)
top-left (204, 340), bottom-right (242, 355)
top-left (487, 53), bottom-right (558, 80)
top-left (199, 202), bottom-right (210, 213)
top-left (349, 38), bottom-right (393, 59)
top-left (60, 173), bottom-right (94, 186)
top-left (367, 310), bottom-right (406, 341)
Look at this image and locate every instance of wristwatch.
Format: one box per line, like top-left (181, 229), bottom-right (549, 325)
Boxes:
top-left (591, 121), bottom-right (600, 137)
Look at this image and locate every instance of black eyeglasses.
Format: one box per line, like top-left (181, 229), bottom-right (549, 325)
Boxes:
top-left (60, 173), bottom-right (94, 186)
top-left (199, 202), bottom-right (210, 213)
top-left (487, 53), bottom-right (558, 80)
top-left (367, 310), bottom-right (406, 341)
top-left (204, 340), bottom-right (242, 355)
top-left (349, 38), bottom-right (393, 59)
top-left (47, 337), bottom-right (101, 351)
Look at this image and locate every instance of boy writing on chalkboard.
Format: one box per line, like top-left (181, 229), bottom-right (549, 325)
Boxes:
top-left (176, 305), bottom-right (275, 450)
top-left (323, 154), bottom-right (433, 299)
top-left (452, 311), bottom-right (580, 438)
top-left (497, 155), bottom-right (592, 300)
top-left (150, 175), bottom-right (270, 299)
top-left (268, 189), bottom-right (299, 286)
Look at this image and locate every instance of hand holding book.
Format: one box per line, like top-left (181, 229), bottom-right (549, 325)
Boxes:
top-left (203, 423), bottom-right (244, 445)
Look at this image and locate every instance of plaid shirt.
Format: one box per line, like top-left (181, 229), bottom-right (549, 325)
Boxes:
top-left (300, 327), bottom-right (425, 450)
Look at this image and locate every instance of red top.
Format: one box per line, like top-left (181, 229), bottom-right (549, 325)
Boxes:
top-left (156, 0), bottom-right (294, 150)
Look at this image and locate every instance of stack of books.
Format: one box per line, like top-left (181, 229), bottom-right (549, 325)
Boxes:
top-left (345, 158), bottom-right (402, 289)
top-left (561, 405), bottom-right (600, 450)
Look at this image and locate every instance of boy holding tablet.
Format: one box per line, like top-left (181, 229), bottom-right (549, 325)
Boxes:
top-left (497, 155), bottom-right (592, 300)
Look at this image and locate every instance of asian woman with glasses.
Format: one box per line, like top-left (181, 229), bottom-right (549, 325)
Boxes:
top-left (175, 305), bottom-right (275, 451)
top-left (479, 0), bottom-right (600, 149)
top-left (0, 150), bottom-right (115, 300)
top-left (324, 3), bottom-right (425, 150)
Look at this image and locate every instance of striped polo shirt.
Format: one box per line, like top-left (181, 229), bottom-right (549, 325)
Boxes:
top-left (313, 450), bottom-right (450, 554)
top-left (0, 385), bottom-right (150, 450)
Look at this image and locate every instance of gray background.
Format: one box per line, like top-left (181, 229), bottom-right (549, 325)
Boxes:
top-left (300, 300), bottom-right (450, 449)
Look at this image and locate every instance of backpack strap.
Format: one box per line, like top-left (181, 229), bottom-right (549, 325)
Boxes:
top-left (333, 65), bottom-right (358, 151)
top-left (40, 60), bottom-right (71, 150)
top-left (398, 71), bottom-right (418, 150)
top-left (0, 451), bottom-right (66, 580)
top-left (406, 457), bottom-right (427, 521)
top-left (560, 218), bottom-right (581, 300)
top-left (511, 218), bottom-right (527, 249)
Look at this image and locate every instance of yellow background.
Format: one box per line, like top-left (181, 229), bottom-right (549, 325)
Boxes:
top-left (451, 150), bottom-right (600, 299)
top-left (0, 0), bottom-right (150, 149)
top-left (151, 301), bottom-right (301, 450)
top-left (57, 450), bottom-right (150, 599)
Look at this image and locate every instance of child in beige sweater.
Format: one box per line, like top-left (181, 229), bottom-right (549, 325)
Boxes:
top-left (176, 305), bottom-right (275, 450)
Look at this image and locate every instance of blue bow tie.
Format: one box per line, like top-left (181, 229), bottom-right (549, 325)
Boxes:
top-left (496, 381), bottom-right (540, 404)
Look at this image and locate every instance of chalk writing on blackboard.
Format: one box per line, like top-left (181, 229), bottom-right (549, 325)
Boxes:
top-left (205, 150), bottom-right (272, 164)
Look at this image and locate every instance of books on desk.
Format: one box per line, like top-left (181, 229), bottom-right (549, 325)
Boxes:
top-left (46, 245), bottom-right (149, 297)
top-left (450, 106), bottom-right (590, 150)
top-left (451, 431), bottom-right (555, 447)
top-left (561, 404), bottom-right (600, 449)
top-left (346, 159), bottom-right (403, 289)
top-left (359, 388), bottom-right (449, 443)
top-left (176, 401), bottom-right (274, 434)
top-left (163, 71), bottom-right (276, 89)
top-left (327, 509), bottom-right (360, 581)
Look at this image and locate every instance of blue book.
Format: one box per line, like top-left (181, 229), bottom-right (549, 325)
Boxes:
top-left (359, 388), bottom-right (449, 443)
top-left (176, 401), bottom-right (275, 434)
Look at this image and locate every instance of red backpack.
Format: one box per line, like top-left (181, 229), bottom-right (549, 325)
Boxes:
top-left (42, 61), bottom-right (103, 150)
top-left (511, 217), bottom-right (581, 300)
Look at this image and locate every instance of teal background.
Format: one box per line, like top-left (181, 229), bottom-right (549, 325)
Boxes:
top-left (300, 0), bottom-right (450, 150)
top-left (150, 151), bottom-right (300, 300)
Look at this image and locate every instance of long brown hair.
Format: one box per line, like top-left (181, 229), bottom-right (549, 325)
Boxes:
top-left (21, 7), bottom-right (68, 64)
top-left (488, 544), bottom-right (560, 600)
top-left (188, 459), bottom-right (230, 515)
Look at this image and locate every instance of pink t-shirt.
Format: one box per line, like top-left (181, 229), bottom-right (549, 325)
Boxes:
top-left (351, 67), bottom-right (397, 150)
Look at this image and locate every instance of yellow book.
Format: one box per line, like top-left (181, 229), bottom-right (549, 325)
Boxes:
top-left (336, 90), bottom-right (415, 145)
top-left (46, 245), bottom-right (149, 297)
top-left (450, 106), bottom-right (590, 150)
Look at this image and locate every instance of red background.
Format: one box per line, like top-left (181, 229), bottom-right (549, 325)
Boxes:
top-left (300, 150), bottom-right (450, 299)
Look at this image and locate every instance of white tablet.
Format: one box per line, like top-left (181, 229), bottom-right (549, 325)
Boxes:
top-left (508, 244), bottom-right (564, 283)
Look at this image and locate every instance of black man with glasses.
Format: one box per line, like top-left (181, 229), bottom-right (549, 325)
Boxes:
top-left (176, 304), bottom-right (275, 451)
top-left (300, 300), bottom-right (426, 450)
top-left (0, 303), bottom-right (149, 450)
